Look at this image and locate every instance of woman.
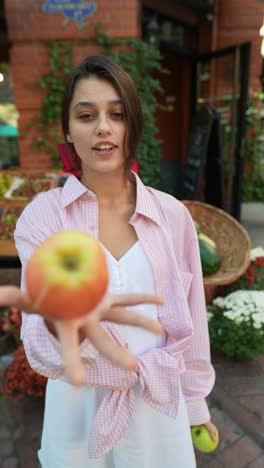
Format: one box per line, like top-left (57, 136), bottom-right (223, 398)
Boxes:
top-left (13, 55), bottom-right (217, 467)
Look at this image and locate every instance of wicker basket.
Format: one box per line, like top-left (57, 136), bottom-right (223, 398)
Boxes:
top-left (181, 201), bottom-right (251, 303)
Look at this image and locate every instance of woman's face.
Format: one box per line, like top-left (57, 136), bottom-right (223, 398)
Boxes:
top-left (67, 76), bottom-right (126, 175)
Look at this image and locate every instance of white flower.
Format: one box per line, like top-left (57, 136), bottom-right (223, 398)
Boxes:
top-left (213, 297), bottom-right (225, 308)
top-left (223, 311), bottom-right (236, 320)
top-left (207, 311), bottom-right (213, 322)
top-left (210, 290), bottom-right (264, 328)
top-left (250, 247), bottom-right (264, 261)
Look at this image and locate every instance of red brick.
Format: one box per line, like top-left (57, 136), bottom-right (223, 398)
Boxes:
top-left (0, 438), bottom-right (14, 459)
top-left (248, 455), bottom-right (264, 467)
top-left (219, 436), bottom-right (263, 467)
top-left (2, 457), bottom-right (19, 468)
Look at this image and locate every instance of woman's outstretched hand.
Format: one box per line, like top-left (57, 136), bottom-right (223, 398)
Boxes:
top-left (0, 286), bottom-right (163, 385)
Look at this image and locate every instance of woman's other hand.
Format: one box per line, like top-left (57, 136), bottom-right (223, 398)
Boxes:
top-left (204, 420), bottom-right (219, 443)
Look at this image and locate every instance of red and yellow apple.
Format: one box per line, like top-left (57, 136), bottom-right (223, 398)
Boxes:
top-left (26, 231), bottom-right (109, 320)
top-left (191, 424), bottom-right (219, 453)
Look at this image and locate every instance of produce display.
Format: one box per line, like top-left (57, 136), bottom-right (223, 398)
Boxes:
top-left (195, 221), bottom-right (222, 276)
top-left (0, 173), bottom-right (13, 198)
top-left (10, 173), bottom-right (55, 200)
top-left (0, 207), bottom-right (23, 240)
top-left (191, 424), bottom-right (219, 453)
top-left (26, 231), bottom-right (109, 320)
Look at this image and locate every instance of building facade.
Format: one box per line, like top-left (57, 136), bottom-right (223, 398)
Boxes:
top-left (0, 0), bottom-right (263, 211)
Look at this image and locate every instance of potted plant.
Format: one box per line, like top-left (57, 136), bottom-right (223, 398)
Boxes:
top-left (207, 247), bottom-right (264, 360)
top-left (241, 91), bottom-right (264, 223)
top-left (0, 305), bottom-right (21, 356)
top-left (0, 306), bottom-right (47, 399)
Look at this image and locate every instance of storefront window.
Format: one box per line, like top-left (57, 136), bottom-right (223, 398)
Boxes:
top-left (0, 64), bottom-right (19, 169)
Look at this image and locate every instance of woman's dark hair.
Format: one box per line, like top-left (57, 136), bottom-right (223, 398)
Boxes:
top-left (61, 55), bottom-right (143, 172)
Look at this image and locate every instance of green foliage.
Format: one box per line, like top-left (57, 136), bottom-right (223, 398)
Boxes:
top-left (95, 31), bottom-right (166, 188)
top-left (207, 301), bottom-right (264, 360)
top-left (242, 92), bottom-right (264, 202)
top-left (35, 31), bottom-right (167, 188)
top-left (207, 256), bottom-right (264, 360)
top-left (32, 41), bottom-right (73, 167)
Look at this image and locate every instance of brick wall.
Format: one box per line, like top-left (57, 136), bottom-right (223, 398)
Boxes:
top-left (215, 0), bottom-right (263, 92)
top-left (4, 0), bottom-right (263, 170)
top-left (4, 0), bottom-right (140, 170)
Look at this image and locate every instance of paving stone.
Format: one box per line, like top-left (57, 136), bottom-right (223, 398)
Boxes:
top-left (209, 407), bottom-right (243, 451)
top-left (4, 399), bottom-right (24, 430)
top-left (237, 395), bottom-right (264, 422)
top-left (201, 459), bottom-right (224, 468)
top-left (13, 427), bottom-right (24, 441)
top-left (219, 436), bottom-right (263, 468)
top-left (1, 457), bottom-right (19, 468)
top-left (0, 426), bottom-right (11, 440)
top-left (247, 454), bottom-right (264, 467)
top-left (16, 433), bottom-right (40, 468)
top-left (0, 438), bottom-right (14, 459)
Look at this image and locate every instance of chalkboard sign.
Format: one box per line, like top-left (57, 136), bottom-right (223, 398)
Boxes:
top-left (181, 106), bottom-right (225, 209)
top-left (204, 109), bottom-right (225, 209)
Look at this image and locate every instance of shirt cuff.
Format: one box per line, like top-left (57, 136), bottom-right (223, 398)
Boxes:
top-left (186, 398), bottom-right (211, 426)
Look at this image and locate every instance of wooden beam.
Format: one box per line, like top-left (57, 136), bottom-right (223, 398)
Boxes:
top-left (141, 0), bottom-right (199, 26)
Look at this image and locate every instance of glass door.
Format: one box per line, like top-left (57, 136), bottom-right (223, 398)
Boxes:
top-left (192, 42), bottom-right (251, 220)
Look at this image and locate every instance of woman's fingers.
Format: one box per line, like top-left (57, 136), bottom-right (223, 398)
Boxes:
top-left (204, 421), bottom-right (219, 443)
top-left (103, 306), bottom-right (163, 335)
top-left (54, 320), bottom-right (86, 386)
top-left (111, 293), bottom-right (164, 307)
top-left (0, 286), bottom-right (33, 311)
top-left (83, 321), bottom-right (137, 371)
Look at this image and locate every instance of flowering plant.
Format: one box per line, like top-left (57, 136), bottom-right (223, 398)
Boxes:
top-left (1, 345), bottom-right (47, 399)
top-left (0, 306), bottom-right (22, 355)
top-left (0, 308), bottom-right (48, 399)
top-left (207, 247), bottom-right (264, 360)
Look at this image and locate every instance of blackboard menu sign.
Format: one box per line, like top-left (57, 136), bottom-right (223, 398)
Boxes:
top-left (181, 106), bottom-right (225, 209)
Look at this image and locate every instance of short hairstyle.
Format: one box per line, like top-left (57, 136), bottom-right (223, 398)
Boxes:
top-left (61, 55), bottom-right (143, 171)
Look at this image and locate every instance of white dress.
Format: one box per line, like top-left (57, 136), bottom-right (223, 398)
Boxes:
top-left (38, 241), bottom-right (196, 468)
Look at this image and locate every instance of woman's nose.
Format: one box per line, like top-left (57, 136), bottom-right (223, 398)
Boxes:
top-left (95, 115), bottom-right (112, 136)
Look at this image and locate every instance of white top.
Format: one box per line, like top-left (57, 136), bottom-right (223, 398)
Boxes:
top-left (38, 242), bottom-right (196, 468)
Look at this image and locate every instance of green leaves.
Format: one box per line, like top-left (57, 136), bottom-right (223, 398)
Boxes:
top-left (34, 32), bottom-right (166, 188)
top-left (208, 302), bottom-right (264, 360)
top-left (95, 31), bottom-right (166, 189)
top-left (33, 41), bottom-right (73, 164)
top-left (242, 92), bottom-right (264, 202)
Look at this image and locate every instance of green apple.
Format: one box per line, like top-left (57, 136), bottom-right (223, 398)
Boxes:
top-left (191, 424), bottom-right (219, 453)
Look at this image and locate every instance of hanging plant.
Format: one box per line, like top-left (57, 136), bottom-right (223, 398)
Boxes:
top-left (34, 30), bottom-right (167, 189)
top-left (94, 28), bottom-right (166, 188)
top-left (32, 40), bottom-right (74, 167)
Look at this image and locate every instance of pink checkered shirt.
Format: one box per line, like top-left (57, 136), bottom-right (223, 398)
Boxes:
top-left (14, 173), bottom-right (215, 458)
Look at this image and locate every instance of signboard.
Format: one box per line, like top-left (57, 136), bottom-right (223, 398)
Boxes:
top-left (181, 106), bottom-right (225, 209)
top-left (42, 0), bottom-right (97, 29)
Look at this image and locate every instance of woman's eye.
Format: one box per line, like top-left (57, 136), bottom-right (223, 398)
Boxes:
top-left (112, 112), bottom-right (123, 119)
top-left (79, 113), bottom-right (94, 120)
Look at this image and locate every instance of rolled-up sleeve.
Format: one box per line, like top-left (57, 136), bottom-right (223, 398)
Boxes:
top-left (14, 196), bottom-right (98, 380)
top-left (180, 232), bottom-right (215, 425)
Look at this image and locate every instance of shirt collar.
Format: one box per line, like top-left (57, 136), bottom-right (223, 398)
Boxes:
top-left (132, 172), bottom-right (161, 226)
top-left (61, 173), bottom-right (161, 226)
top-left (61, 175), bottom-right (96, 207)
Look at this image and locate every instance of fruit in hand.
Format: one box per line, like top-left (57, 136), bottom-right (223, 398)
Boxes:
top-left (26, 231), bottom-right (109, 320)
top-left (191, 424), bottom-right (219, 453)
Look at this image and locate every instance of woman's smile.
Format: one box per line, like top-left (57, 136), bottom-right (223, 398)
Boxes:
top-left (92, 140), bottom-right (118, 158)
